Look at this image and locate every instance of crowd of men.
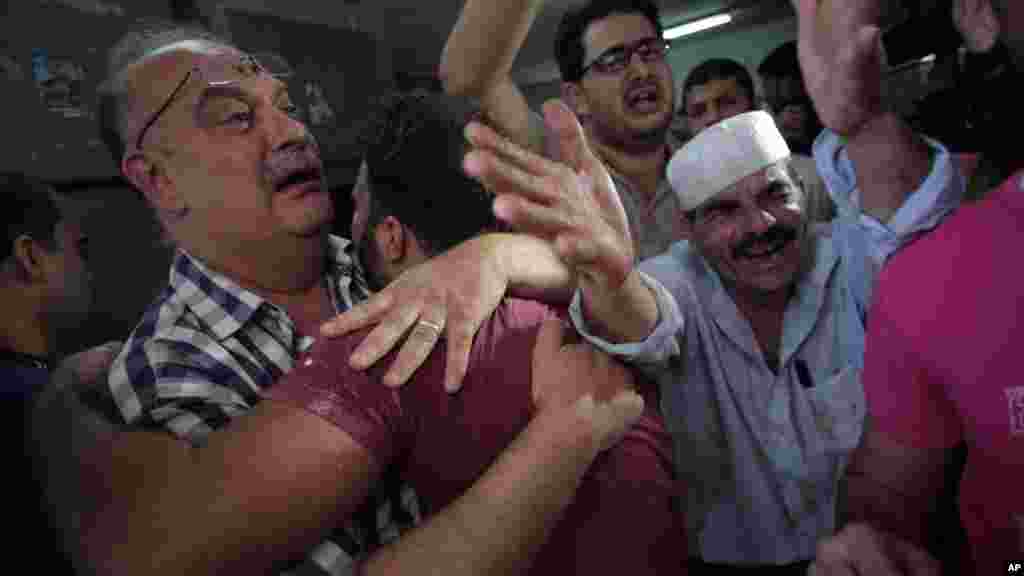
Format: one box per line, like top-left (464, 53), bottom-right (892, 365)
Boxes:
top-left (2, 0), bottom-right (1021, 574)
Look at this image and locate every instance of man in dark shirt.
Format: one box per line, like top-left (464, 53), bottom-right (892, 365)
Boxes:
top-left (0, 172), bottom-right (93, 572)
top-left (269, 90), bottom-right (686, 574)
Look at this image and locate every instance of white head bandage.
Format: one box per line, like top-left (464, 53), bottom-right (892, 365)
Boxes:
top-left (668, 110), bottom-right (791, 212)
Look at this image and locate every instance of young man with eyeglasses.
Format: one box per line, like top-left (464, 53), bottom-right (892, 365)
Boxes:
top-left (0, 172), bottom-right (93, 574)
top-left (443, 0), bottom-right (685, 260)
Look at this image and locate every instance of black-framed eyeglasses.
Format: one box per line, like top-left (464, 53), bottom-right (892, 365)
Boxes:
top-left (132, 52), bottom-right (293, 153)
top-left (580, 37), bottom-right (671, 78)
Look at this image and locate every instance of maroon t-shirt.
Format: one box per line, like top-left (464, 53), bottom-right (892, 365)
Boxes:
top-left (269, 298), bottom-right (687, 574)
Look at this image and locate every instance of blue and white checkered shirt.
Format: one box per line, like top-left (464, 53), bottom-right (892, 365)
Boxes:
top-left (108, 234), bottom-right (421, 575)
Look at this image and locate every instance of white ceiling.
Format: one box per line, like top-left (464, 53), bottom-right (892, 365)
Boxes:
top-left (204, 0), bottom-right (743, 81)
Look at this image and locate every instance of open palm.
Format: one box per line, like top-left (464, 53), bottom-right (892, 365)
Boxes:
top-left (793, 0), bottom-right (888, 137)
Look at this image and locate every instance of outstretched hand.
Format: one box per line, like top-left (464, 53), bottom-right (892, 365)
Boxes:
top-left (792, 0), bottom-right (887, 137)
top-left (530, 319), bottom-right (643, 452)
top-left (463, 99), bottom-right (634, 294)
top-left (809, 523), bottom-right (941, 576)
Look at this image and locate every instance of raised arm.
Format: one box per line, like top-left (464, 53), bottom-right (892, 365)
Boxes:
top-left (794, 0), bottom-right (935, 223)
top-left (34, 360), bottom-right (380, 576)
top-left (464, 100), bottom-right (660, 345)
top-left (440, 0), bottom-right (547, 153)
top-left (811, 419), bottom-right (948, 575)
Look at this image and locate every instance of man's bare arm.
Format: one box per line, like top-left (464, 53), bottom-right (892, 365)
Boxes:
top-left (37, 330), bottom-right (642, 576)
top-left (811, 419), bottom-right (950, 574)
top-left (440, 0), bottom-right (546, 153)
top-left (840, 418), bottom-right (952, 548)
top-left (41, 397), bottom-right (378, 576)
top-left (793, 0), bottom-right (933, 223)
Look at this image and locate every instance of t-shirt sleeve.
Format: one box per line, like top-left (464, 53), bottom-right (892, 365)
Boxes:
top-left (862, 274), bottom-right (963, 449)
top-left (266, 332), bottom-right (402, 468)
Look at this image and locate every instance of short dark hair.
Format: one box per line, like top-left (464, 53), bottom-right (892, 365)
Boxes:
top-left (1, 172), bottom-right (61, 262)
top-left (757, 41), bottom-right (800, 79)
top-left (97, 24), bottom-right (231, 166)
top-left (682, 58), bottom-right (756, 109)
top-left (358, 90), bottom-right (497, 255)
top-left (555, 0), bottom-right (664, 82)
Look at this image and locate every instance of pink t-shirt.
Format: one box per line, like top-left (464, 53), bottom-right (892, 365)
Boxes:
top-left (862, 172), bottom-right (1024, 573)
top-left (269, 299), bottom-right (687, 574)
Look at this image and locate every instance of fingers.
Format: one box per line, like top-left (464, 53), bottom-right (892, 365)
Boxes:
top-left (541, 99), bottom-right (588, 172)
top-left (588, 389), bottom-right (645, 452)
top-left (381, 313), bottom-right (446, 388)
top-left (534, 318), bottom-right (570, 358)
top-left (443, 322), bottom-right (475, 393)
top-left (794, 0), bottom-right (818, 31)
top-left (347, 304), bottom-right (421, 371)
top-left (815, 524), bottom-right (905, 576)
top-left (465, 120), bottom-right (567, 182)
top-left (890, 536), bottom-right (942, 575)
top-left (321, 291), bottom-right (394, 338)
top-left (493, 194), bottom-right (573, 237)
top-left (531, 319), bottom-right (574, 405)
top-left (465, 148), bottom-right (560, 208)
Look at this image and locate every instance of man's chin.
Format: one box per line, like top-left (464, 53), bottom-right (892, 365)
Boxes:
top-left (622, 118), bottom-right (671, 147)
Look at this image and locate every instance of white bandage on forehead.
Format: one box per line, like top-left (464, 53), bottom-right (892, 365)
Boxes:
top-left (668, 111), bottom-right (791, 212)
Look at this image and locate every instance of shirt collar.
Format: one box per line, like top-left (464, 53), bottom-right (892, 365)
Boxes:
top-left (169, 235), bottom-right (363, 341)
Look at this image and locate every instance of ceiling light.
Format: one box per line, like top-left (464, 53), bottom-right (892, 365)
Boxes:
top-left (663, 13), bottom-right (733, 41)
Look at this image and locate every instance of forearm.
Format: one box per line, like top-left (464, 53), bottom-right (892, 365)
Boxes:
top-left (363, 402), bottom-right (601, 575)
top-left (486, 233), bottom-right (576, 305)
top-left (77, 403), bottom-right (376, 575)
top-left (841, 466), bottom-right (937, 549)
top-left (580, 270), bottom-right (659, 344)
top-left (846, 113), bottom-right (933, 223)
top-left (440, 0), bottom-right (544, 98)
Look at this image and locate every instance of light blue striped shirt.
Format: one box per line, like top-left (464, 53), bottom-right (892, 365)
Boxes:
top-left (570, 130), bottom-right (964, 564)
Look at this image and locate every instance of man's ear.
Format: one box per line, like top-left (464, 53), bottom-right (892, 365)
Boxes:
top-left (561, 81), bottom-right (589, 118)
top-left (373, 216), bottom-right (407, 264)
top-left (954, 0), bottom-right (1001, 53)
top-left (122, 154), bottom-right (186, 216)
top-left (11, 235), bottom-right (49, 285)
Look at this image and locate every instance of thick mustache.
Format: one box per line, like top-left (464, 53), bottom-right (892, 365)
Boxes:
top-left (732, 225), bottom-right (797, 259)
top-left (266, 144), bottom-right (322, 189)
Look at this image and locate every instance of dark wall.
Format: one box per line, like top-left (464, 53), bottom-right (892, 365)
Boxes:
top-left (1, 3), bottom-right (391, 354)
top-left (54, 184), bottom-right (173, 357)
top-left (225, 8), bottom-right (394, 193)
top-left (0, 2), bottom-right (176, 181)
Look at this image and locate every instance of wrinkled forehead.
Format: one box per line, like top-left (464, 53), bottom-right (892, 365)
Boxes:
top-left (125, 41), bottom-right (239, 99)
top-left (710, 160), bottom-right (793, 203)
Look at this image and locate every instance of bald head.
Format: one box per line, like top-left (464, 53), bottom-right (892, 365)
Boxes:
top-left (97, 26), bottom-right (234, 164)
